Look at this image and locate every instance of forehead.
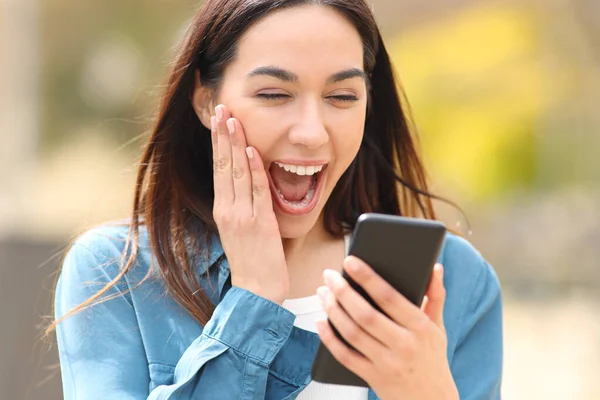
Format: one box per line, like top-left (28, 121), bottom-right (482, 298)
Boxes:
top-left (232, 5), bottom-right (364, 75)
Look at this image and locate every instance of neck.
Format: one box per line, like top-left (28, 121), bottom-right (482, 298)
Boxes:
top-left (281, 219), bottom-right (332, 262)
top-left (280, 217), bottom-right (347, 299)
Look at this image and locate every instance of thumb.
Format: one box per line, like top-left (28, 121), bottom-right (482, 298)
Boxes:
top-left (422, 263), bottom-right (446, 330)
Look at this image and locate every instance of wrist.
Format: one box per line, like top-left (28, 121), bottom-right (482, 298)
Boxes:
top-left (231, 280), bottom-right (288, 305)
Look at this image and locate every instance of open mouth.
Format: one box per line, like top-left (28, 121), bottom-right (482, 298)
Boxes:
top-left (266, 161), bottom-right (328, 215)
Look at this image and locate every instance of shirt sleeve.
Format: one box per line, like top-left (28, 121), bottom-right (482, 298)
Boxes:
top-left (55, 241), bottom-right (296, 400)
top-left (450, 260), bottom-right (503, 400)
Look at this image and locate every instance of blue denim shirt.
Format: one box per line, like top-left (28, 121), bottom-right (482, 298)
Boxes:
top-left (55, 224), bottom-right (503, 399)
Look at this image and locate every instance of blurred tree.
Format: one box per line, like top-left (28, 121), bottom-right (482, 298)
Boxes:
top-left (387, 3), bottom-right (580, 201)
top-left (40, 0), bottom-right (199, 151)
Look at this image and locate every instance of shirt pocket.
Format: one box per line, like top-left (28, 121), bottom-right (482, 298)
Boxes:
top-left (148, 363), bottom-right (176, 392)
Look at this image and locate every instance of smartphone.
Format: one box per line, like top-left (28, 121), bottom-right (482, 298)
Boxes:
top-left (310, 213), bottom-right (447, 387)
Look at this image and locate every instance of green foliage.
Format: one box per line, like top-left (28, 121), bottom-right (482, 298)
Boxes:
top-left (40, 0), bottom-right (200, 150)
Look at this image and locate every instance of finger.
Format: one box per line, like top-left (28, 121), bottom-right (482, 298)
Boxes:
top-left (210, 116), bottom-right (220, 202)
top-left (422, 264), bottom-right (446, 330)
top-left (420, 295), bottom-right (429, 312)
top-left (315, 319), bottom-right (375, 383)
top-left (245, 146), bottom-right (274, 217)
top-left (226, 118), bottom-right (252, 210)
top-left (322, 269), bottom-right (406, 347)
top-left (317, 285), bottom-right (388, 362)
top-left (343, 256), bottom-right (426, 330)
top-left (215, 104), bottom-right (233, 205)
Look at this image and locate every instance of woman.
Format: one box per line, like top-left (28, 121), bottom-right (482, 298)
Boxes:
top-left (50, 0), bottom-right (503, 399)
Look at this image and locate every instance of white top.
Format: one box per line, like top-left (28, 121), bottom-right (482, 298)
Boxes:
top-left (281, 235), bottom-right (368, 400)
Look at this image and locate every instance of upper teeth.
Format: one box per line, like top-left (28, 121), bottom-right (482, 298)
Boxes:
top-left (274, 162), bottom-right (324, 176)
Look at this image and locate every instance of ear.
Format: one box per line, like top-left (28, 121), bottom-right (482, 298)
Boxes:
top-left (191, 69), bottom-right (215, 130)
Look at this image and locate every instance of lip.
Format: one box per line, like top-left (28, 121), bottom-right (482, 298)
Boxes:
top-left (267, 163), bottom-right (328, 216)
top-left (272, 159), bottom-right (328, 167)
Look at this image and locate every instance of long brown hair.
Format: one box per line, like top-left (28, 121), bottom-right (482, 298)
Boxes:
top-left (47, 0), bottom-right (451, 333)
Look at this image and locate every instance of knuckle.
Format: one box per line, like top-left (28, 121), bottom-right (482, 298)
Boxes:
top-left (214, 157), bottom-right (230, 172)
top-left (213, 210), bottom-right (226, 226)
top-left (232, 212), bottom-right (251, 229)
top-left (378, 286), bottom-right (397, 307)
top-left (396, 337), bottom-right (417, 361)
top-left (343, 324), bottom-right (360, 342)
top-left (412, 315), bottom-right (431, 334)
top-left (335, 348), bottom-right (352, 366)
top-left (216, 208), bottom-right (253, 230)
top-left (392, 362), bottom-right (409, 378)
top-left (232, 167), bottom-right (245, 180)
top-left (252, 183), bottom-right (265, 197)
top-left (355, 309), bottom-right (375, 326)
top-left (439, 286), bottom-right (447, 299)
top-left (218, 211), bottom-right (232, 226)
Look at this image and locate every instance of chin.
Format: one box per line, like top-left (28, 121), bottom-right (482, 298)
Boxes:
top-left (275, 208), bottom-right (324, 239)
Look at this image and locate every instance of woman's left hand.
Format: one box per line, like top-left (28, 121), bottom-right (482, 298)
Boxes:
top-left (316, 256), bottom-right (459, 400)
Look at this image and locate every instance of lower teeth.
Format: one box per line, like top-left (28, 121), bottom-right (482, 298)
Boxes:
top-left (276, 187), bottom-right (315, 209)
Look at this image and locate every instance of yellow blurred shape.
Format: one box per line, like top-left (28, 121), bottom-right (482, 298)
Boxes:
top-left (387, 3), bottom-right (572, 200)
top-left (395, 4), bottom-right (537, 78)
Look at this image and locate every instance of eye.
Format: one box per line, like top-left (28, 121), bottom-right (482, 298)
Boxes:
top-left (256, 93), bottom-right (290, 100)
top-left (327, 95), bottom-right (359, 103)
top-left (256, 93), bottom-right (359, 103)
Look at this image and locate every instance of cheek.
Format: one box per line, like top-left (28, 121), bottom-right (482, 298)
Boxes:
top-left (224, 101), bottom-right (281, 152)
top-left (331, 114), bottom-right (364, 167)
top-left (334, 136), bottom-right (362, 176)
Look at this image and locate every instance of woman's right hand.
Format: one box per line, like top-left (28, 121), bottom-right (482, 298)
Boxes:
top-left (211, 104), bottom-right (290, 304)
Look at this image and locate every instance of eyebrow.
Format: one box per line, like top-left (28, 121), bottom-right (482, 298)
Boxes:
top-left (247, 66), bottom-right (367, 85)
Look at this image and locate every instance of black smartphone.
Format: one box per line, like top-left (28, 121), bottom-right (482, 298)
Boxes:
top-left (311, 213), bottom-right (447, 387)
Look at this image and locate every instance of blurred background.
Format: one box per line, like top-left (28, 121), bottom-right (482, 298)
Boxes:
top-left (1, 0), bottom-right (599, 398)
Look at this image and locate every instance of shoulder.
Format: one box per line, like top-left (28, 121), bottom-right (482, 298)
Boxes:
top-left (439, 233), bottom-right (502, 342)
top-left (72, 221), bottom-right (148, 255)
top-left (60, 222), bottom-right (152, 290)
top-left (440, 232), bottom-right (501, 301)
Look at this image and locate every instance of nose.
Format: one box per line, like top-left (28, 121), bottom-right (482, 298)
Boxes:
top-left (287, 99), bottom-right (329, 150)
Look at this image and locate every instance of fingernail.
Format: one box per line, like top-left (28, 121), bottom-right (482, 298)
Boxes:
top-left (215, 105), bottom-right (223, 121)
top-left (245, 147), bottom-right (253, 159)
top-left (210, 116), bottom-right (216, 131)
top-left (435, 263), bottom-right (444, 278)
top-left (344, 256), bottom-right (360, 273)
top-left (226, 118), bottom-right (235, 134)
top-left (317, 286), bottom-right (328, 303)
top-left (323, 269), bottom-right (340, 288)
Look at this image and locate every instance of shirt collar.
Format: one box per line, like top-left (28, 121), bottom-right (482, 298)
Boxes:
top-left (195, 232), bottom-right (227, 275)
top-left (191, 233), bottom-right (231, 301)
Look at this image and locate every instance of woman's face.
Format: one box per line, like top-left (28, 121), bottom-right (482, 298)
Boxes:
top-left (203, 5), bottom-right (367, 238)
